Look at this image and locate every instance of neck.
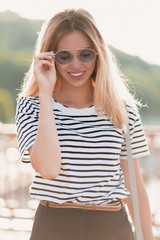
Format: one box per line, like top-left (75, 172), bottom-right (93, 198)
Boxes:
top-left (53, 80), bottom-right (94, 108)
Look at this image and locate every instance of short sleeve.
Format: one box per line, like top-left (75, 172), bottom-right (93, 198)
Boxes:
top-left (16, 96), bottom-right (40, 163)
top-left (120, 106), bottom-right (150, 159)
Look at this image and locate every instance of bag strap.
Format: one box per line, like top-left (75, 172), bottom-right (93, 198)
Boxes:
top-left (125, 123), bottom-right (144, 240)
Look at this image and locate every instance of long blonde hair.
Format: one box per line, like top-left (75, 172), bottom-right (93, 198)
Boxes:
top-left (19, 8), bottom-right (139, 129)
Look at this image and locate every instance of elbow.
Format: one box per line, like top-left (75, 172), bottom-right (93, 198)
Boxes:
top-left (40, 166), bottom-right (61, 179)
top-left (41, 171), bottom-right (60, 180)
top-left (30, 149), bottom-right (62, 179)
top-left (31, 160), bottom-right (61, 180)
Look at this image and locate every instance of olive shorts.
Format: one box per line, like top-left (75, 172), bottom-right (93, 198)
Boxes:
top-left (30, 203), bottom-right (135, 240)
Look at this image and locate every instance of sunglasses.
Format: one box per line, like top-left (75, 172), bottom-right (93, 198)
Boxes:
top-left (54, 48), bottom-right (97, 65)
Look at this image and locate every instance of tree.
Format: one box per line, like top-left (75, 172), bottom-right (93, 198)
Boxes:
top-left (0, 88), bottom-right (15, 123)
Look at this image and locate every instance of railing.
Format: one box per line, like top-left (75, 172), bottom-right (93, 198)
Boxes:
top-left (0, 123), bottom-right (160, 238)
top-left (0, 123), bottom-right (38, 234)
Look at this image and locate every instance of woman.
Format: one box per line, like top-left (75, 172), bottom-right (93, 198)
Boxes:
top-left (16, 9), bottom-right (154, 240)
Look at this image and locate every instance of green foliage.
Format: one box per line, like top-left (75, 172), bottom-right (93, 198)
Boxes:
top-left (0, 11), bottom-right (42, 123)
top-left (111, 47), bottom-right (160, 123)
top-left (0, 11), bottom-right (42, 51)
top-left (0, 59), bottom-right (28, 102)
top-left (0, 88), bottom-right (15, 122)
top-left (0, 10), bottom-right (160, 124)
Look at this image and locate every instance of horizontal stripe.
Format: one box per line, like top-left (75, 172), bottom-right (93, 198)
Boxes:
top-left (16, 96), bottom-right (149, 204)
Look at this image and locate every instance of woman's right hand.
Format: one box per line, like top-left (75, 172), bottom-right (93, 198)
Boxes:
top-left (33, 52), bottom-right (57, 95)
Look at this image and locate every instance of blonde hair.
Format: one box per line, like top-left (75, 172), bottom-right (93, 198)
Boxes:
top-left (19, 8), bottom-right (139, 129)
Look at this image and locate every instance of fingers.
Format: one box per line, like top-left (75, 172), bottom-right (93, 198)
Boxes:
top-left (35, 60), bottom-right (54, 71)
top-left (34, 52), bottom-right (55, 69)
top-left (35, 51), bottom-right (55, 60)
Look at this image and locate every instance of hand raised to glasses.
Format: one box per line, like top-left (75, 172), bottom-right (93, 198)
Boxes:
top-left (34, 52), bottom-right (57, 95)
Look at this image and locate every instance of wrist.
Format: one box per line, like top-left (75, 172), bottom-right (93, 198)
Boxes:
top-left (39, 92), bottom-right (54, 115)
top-left (39, 91), bottom-right (53, 101)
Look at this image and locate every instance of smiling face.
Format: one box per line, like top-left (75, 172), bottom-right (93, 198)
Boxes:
top-left (55, 30), bottom-right (96, 89)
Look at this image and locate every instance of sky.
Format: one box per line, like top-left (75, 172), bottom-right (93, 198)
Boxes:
top-left (0, 0), bottom-right (160, 66)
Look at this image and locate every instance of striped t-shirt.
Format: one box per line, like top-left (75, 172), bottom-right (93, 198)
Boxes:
top-left (16, 96), bottom-right (149, 205)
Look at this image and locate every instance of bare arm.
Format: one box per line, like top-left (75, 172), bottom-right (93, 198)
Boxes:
top-left (28, 52), bottom-right (61, 179)
top-left (121, 159), bottom-right (154, 240)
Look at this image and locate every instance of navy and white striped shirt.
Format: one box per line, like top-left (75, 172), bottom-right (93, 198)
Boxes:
top-left (16, 96), bottom-right (149, 204)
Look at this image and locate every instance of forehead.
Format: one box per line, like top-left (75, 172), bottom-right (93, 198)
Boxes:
top-left (57, 30), bottom-right (92, 51)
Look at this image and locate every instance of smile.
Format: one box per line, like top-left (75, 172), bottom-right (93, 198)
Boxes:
top-left (70, 72), bottom-right (84, 77)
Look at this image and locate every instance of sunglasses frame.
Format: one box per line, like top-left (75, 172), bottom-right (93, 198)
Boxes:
top-left (54, 48), bottom-right (98, 65)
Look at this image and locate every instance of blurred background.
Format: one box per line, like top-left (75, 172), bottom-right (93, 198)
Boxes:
top-left (0, 0), bottom-right (160, 239)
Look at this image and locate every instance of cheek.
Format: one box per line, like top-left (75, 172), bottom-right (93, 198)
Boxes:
top-left (56, 64), bottom-right (66, 76)
top-left (89, 61), bottom-right (96, 74)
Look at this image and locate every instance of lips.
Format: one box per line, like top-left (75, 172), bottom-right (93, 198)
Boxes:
top-left (69, 72), bottom-right (84, 77)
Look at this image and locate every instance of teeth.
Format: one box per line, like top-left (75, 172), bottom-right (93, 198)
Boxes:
top-left (70, 72), bottom-right (83, 77)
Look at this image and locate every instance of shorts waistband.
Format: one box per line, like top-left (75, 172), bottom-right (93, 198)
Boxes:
top-left (40, 200), bottom-right (125, 211)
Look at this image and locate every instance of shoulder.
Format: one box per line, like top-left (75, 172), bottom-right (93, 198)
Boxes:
top-left (16, 96), bottom-right (40, 117)
top-left (17, 95), bottom-right (40, 107)
top-left (126, 104), bottom-right (140, 124)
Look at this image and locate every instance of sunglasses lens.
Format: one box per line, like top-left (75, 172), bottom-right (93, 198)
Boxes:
top-left (55, 51), bottom-right (72, 65)
top-left (79, 49), bottom-right (96, 63)
top-left (55, 49), bottom-right (97, 65)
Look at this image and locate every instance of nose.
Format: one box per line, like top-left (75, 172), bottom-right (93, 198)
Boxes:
top-left (70, 55), bottom-right (82, 68)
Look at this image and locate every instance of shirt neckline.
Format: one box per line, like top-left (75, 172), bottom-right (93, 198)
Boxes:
top-left (52, 98), bottom-right (95, 115)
